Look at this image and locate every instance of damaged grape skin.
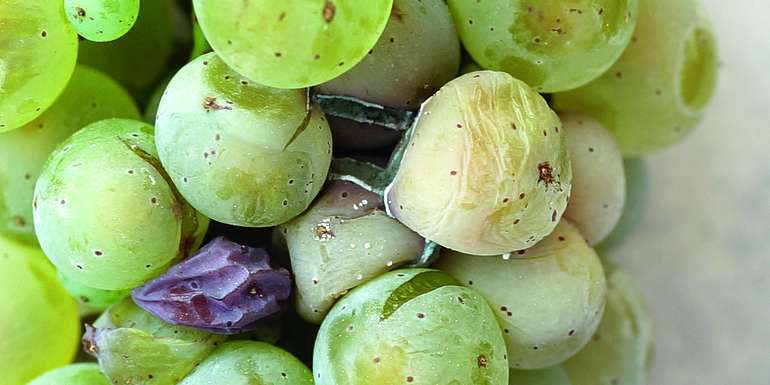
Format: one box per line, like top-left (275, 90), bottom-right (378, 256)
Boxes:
top-left (155, 53), bottom-right (332, 227)
top-left (83, 297), bottom-right (226, 385)
top-left (387, 71), bottom-right (572, 256)
top-left (33, 118), bottom-right (206, 290)
top-left (436, 220), bottom-right (607, 370)
top-left (553, 0), bottom-right (718, 155)
top-left (275, 180), bottom-right (424, 324)
top-left (0, 65), bottom-right (140, 244)
top-left (561, 112), bottom-right (626, 246)
top-left (447, 0), bottom-right (638, 93)
top-left (314, 268), bottom-right (509, 385)
top-left (178, 341), bottom-right (313, 385)
top-left (562, 268), bottom-right (654, 385)
top-left (319, 0), bottom-right (461, 109)
top-left (131, 237), bottom-right (292, 335)
top-left (27, 363), bottom-right (110, 385)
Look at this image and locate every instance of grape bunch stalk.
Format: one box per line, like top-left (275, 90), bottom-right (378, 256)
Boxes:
top-left (0, 1), bottom-right (717, 385)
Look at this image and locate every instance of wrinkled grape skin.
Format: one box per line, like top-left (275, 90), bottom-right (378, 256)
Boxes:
top-left (58, 272), bottom-right (130, 316)
top-left (387, 71), bottom-right (571, 256)
top-left (563, 268), bottom-right (653, 385)
top-left (178, 341), bottom-right (313, 385)
top-left (448, 0), bottom-right (638, 92)
top-left (554, 0), bottom-right (718, 155)
top-left (132, 237), bottom-right (292, 334)
top-left (436, 221), bottom-right (607, 369)
top-left (0, 66), bottom-right (139, 244)
top-left (314, 269), bottom-right (509, 385)
top-left (156, 53), bottom-right (332, 227)
top-left (28, 363), bottom-right (110, 385)
top-left (509, 366), bottom-right (572, 385)
top-left (319, 0), bottom-right (461, 109)
top-left (276, 181), bottom-right (424, 324)
top-left (84, 298), bottom-right (226, 385)
top-left (193, 0), bottom-right (393, 89)
top-left (78, 0), bottom-right (173, 97)
top-left (0, 0), bottom-right (78, 131)
top-left (34, 119), bottom-right (203, 290)
top-left (0, 236), bottom-right (80, 385)
top-left (64, 0), bottom-right (140, 42)
top-left (562, 113), bottom-right (626, 246)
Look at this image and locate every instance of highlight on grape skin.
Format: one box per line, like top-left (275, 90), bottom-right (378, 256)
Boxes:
top-left (275, 180), bottom-right (424, 324)
top-left (436, 220), bottom-right (607, 370)
top-left (132, 237), bottom-right (293, 334)
top-left (192, 0), bottom-right (394, 89)
top-left (554, 0), bottom-right (718, 155)
top-left (447, 0), bottom-right (638, 92)
top-left (155, 53), bottom-right (332, 227)
top-left (64, 0), bottom-right (140, 42)
top-left (387, 71), bottom-right (572, 256)
top-left (0, 65), bottom-right (139, 245)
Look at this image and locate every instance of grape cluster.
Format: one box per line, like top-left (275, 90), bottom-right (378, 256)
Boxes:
top-left (1, 0), bottom-right (716, 385)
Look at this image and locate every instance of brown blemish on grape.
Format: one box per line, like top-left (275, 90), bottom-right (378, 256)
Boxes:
top-left (278, 12), bottom-right (286, 21)
top-left (203, 97), bottom-right (231, 112)
top-left (558, 236), bottom-right (566, 241)
top-left (477, 354), bottom-right (488, 368)
top-left (322, 0), bottom-right (336, 23)
top-left (373, 356), bottom-right (381, 363)
top-left (391, 5), bottom-right (404, 22)
top-left (13, 216), bottom-right (25, 227)
top-left (406, 376), bottom-right (414, 383)
top-left (93, 250), bottom-right (103, 256)
top-left (76, 7), bottom-right (86, 17)
top-left (538, 162), bottom-right (555, 187)
top-left (519, 193), bottom-right (526, 199)
top-left (569, 329), bottom-right (576, 336)
top-left (514, 219), bottom-right (520, 224)
top-left (41, 31), bottom-right (47, 37)
top-left (450, 170), bottom-right (458, 176)
top-left (552, 210), bottom-right (557, 222)
top-left (615, 71), bottom-right (623, 78)
top-left (416, 312), bottom-right (425, 319)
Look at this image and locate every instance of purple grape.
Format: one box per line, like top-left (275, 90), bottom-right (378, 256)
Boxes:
top-left (131, 237), bottom-right (291, 334)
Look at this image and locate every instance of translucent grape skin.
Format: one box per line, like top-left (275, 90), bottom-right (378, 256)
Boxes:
top-left (562, 112), bottom-right (626, 246)
top-left (0, 236), bottom-right (80, 385)
top-left (554, 0), bottom-right (718, 155)
top-left (0, 65), bottom-right (140, 244)
top-left (436, 220), bottom-right (607, 370)
top-left (447, 0), bottom-right (638, 93)
top-left (64, 0), bottom-right (140, 42)
top-left (155, 53), bottom-right (332, 227)
top-left (178, 341), bottom-right (314, 385)
top-left (0, 0), bottom-right (79, 131)
top-left (78, 0), bottom-right (174, 97)
top-left (192, 0), bottom-right (393, 89)
top-left (386, 71), bottom-right (571, 256)
top-left (34, 118), bottom-right (207, 290)
top-left (83, 297), bottom-right (226, 385)
top-left (275, 181), bottom-right (424, 324)
top-left (319, 0), bottom-right (461, 109)
top-left (28, 363), bottom-right (110, 385)
top-left (314, 269), bottom-right (509, 385)
top-left (58, 272), bottom-right (130, 316)
top-left (562, 268), bottom-right (654, 385)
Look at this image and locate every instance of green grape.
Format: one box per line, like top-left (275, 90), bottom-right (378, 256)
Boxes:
top-left (314, 269), bottom-right (509, 385)
top-left (447, 0), bottom-right (638, 92)
top-left (142, 75), bottom-right (172, 123)
top-left (0, 235), bottom-right (80, 385)
top-left (0, 65), bottom-right (139, 244)
top-left (562, 268), bottom-right (653, 385)
top-left (64, 0), bottom-right (140, 42)
top-left (78, 0), bottom-right (173, 97)
top-left (33, 118), bottom-right (206, 290)
top-left (155, 53), bottom-right (332, 227)
top-left (178, 341), bottom-right (313, 385)
top-left (596, 158), bottom-right (648, 254)
top-left (276, 181), bottom-right (424, 324)
top-left (58, 272), bottom-right (129, 316)
top-left (28, 363), bottom-right (110, 385)
top-left (192, 0), bottom-right (393, 89)
top-left (436, 220), bottom-right (607, 369)
top-left (554, 0), bottom-right (718, 155)
top-left (84, 297), bottom-right (226, 385)
top-left (387, 71), bottom-right (571, 256)
top-left (318, 0), bottom-right (460, 109)
top-left (562, 112), bottom-right (626, 246)
top-left (0, 0), bottom-right (78, 131)
top-left (509, 366), bottom-right (572, 385)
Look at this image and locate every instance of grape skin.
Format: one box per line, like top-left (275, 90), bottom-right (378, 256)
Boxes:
top-left (28, 363), bottom-right (110, 385)
top-left (0, 235), bottom-right (80, 385)
top-left (192, 0), bottom-right (393, 89)
top-left (509, 366), bottom-right (572, 385)
top-left (554, 0), bottom-right (718, 155)
top-left (58, 272), bottom-right (129, 316)
top-left (64, 0), bottom-right (140, 42)
top-left (0, 65), bottom-right (140, 244)
top-left (0, 0), bottom-right (79, 131)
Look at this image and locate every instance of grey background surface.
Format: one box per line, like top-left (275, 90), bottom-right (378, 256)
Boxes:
top-left (607, 1), bottom-right (770, 384)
